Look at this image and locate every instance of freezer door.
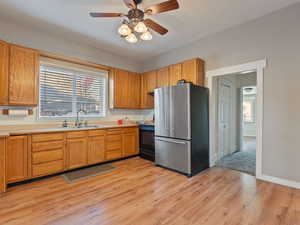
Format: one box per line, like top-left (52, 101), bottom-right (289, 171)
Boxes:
top-left (155, 137), bottom-right (191, 174)
top-left (155, 87), bottom-right (171, 137)
top-left (170, 84), bottom-right (191, 140)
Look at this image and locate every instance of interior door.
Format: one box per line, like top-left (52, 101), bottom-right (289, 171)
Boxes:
top-left (170, 84), bottom-right (191, 140)
top-left (154, 87), bottom-right (171, 137)
top-left (218, 79), bottom-right (232, 158)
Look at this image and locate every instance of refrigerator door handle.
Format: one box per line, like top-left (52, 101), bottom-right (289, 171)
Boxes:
top-left (155, 138), bottom-right (186, 145)
top-left (164, 110), bottom-right (169, 130)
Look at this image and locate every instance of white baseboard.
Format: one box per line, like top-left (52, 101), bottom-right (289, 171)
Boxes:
top-left (257, 174), bottom-right (300, 189)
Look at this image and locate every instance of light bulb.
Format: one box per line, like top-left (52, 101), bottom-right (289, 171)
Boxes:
top-left (125, 33), bottom-right (138, 43)
top-left (134, 22), bottom-right (148, 33)
top-left (118, 24), bottom-right (131, 36)
top-left (140, 31), bottom-right (153, 41)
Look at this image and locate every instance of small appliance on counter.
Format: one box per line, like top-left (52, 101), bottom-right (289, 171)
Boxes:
top-left (154, 82), bottom-right (209, 177)
top-left (139, 124), bottom-right (155, 162)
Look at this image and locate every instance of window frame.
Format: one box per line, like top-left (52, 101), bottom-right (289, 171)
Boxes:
top-left (37, 61), bottom-right (108, 120)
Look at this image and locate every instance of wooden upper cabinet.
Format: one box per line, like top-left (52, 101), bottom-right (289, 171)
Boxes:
top-left (0, 41), bottom-right (9, 105)
top-left (6, 136), bottom-right (29, 184)
top-left (110, 68), bottom-right (141, 109)
top-left (128, 72), bottom-right (141, 109)
top-left (141, 70), bottom-right (157, 109)
top-left (112, 68), bottom-right (129, 108)
top-left (156, 67), bottom-right (170, 88)
top-left (169, 63), bottom-right (182, 86)
top-left (181, 58), bottom-right (205, 86)
top-left (9, 44), bottom-right (39, 106)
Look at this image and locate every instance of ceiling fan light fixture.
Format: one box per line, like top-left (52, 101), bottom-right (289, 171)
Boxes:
top-left (134, 21), bottom-right (148, 33)
top-left (118, 24), bottom-right (132, 36)
top-left (125, 33), bottom-right (138, 43)
top-left (140, 31), bottom-right (153, 41)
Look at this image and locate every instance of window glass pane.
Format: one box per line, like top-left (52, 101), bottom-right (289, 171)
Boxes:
top-left (39, 65), bottom-right (106, 118)
top-left (76, 74), bottom-right (105, 116)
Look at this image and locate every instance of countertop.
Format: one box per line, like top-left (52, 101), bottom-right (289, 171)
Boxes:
top-left (0, 123), bottom-right (138, 137)
top-left (0, 132), bottom-right (9, 137)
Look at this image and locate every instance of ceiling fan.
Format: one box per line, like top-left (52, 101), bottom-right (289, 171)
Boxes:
top-left (90, 0), bottom-right (180, 43)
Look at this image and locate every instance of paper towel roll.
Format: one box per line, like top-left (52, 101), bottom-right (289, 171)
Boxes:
top-left (8, 109), bottom-right (28, 117)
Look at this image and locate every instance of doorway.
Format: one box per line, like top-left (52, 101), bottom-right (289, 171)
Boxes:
top-left (215, 73), bottom-right (257, 175)
top-left (207, 59), bottom-right (266, 178)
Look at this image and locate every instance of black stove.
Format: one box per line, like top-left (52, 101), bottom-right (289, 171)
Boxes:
top-left (139, 124), bottom-right (155, 162)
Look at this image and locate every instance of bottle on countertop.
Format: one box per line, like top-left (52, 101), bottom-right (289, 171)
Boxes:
top-left (62, 120), bottom-right (68, 128)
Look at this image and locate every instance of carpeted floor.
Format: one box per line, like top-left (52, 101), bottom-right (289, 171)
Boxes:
top-left (216, 137), bottom-right (256, 176)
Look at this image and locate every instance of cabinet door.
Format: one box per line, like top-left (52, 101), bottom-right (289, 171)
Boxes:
top-left (113, 68), bottom-right (129, 108)
top-left (7, 136), bottom-right (28, 183)
top-left (9, 45), bottom-right (38, 106)
top-left (123, 130), bottom-right (139, 157)
top-left (88, 135), bottom-right (106, 165)
top-left (156, 67), bottom-right (170, 88)
top-left (128, 72), bottom-right (141, 109)
top-left (0, 41), bottom-right (9, 105)
top-left (141, 70), bottom-right (157, 109)
top-left (169, 63), bottom-right (182, 86)
top-left (181, 58), bottom-right (204, 86)
top-left (0, 138), bottom-right (6, 192)
top-left (67, 137), bottom-right (88, 169)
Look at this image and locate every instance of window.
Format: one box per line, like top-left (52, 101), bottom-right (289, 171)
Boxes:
top-left (39, 63), bottom-right (107, 118)
top-left (243, 100), bottom-right (254, 122)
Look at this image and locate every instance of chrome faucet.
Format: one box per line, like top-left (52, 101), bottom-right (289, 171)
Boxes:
top-left (75, 109), bottom-right (87, 128)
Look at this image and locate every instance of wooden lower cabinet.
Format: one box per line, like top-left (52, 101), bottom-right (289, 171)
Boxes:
top-left (6, 136), bottom-right (28, 184)
top-left (123, 128), bottom-right (139, 157)
top-left (31, 133), bottom-right (65, 178)
top-left (32, 160), bottom-right (64, 177)
top-left (3, 127), bottom-right (139, 189)
top-left (88, 135), bottom-right (106, 165)
top-left (106, 129), bottom-right (123, 160)
top-left (67, 136), bottom-right (88, 169)
top-left (0, 138), bottom-right (6, 193)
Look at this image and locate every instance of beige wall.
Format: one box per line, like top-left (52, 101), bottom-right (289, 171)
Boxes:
top-left (0, 18), bottom-right (141, 73)
top-left (142, 3), bottom-right (300, 183)
top-left (0, 17), bottom-right (155, 125)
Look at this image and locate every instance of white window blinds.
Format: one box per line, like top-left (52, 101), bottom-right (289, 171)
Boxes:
top-left (39, 62), bottom-right (107, 118)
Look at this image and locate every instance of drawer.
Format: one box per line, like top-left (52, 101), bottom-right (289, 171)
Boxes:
top-left (88, 129), bottom-right (106, 137)
top-left (123, 127), bottom-right (138, 133)
top-left (106, 150), bottom-right (122, 160)
top-left (32, 149), bottom-right (63, 164)
top-left (32, 160), bottom-right (64, 177)
top-left (107, 140), bottom-right (122, 151)
top-left (106, 128), bottom-right (123, 135)
top-left (32, 141), bottom-right (64, 152)
top-left (32, 133), bottom-right (64, 143)
top-left (107, 134), bottom-right (122, 142)
top-left (67, 131), bottom-right (87, 139)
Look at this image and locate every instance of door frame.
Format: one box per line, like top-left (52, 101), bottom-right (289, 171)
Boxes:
top-left (206, 59), bottom-right (266, 178)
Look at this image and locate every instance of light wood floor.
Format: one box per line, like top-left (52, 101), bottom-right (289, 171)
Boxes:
top-left (1, 157), bottom-right (300, 225)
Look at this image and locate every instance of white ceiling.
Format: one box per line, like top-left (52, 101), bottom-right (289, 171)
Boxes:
top-left (0, 0), bottom-right (299, 62)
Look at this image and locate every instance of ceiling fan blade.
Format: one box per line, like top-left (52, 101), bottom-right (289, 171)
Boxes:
top-left (144, 0), bottom-right (179, 15)
top-left (90, 12), bottom-right (124, 18)
top-left (144, 19), bottom-right (168, 35)
top-left (123, 0), bottom-right (137, 9)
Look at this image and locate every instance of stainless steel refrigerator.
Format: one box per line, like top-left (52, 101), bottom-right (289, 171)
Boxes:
top-left (154, 83), bottom-right (209, 177)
